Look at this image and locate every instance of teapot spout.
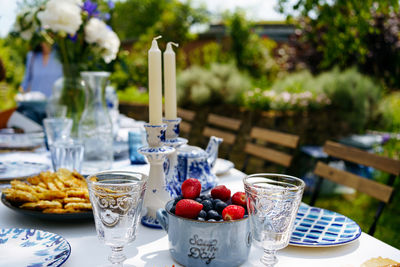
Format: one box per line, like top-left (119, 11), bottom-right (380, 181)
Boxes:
top-left (206, 136), bottom-right (223, 168)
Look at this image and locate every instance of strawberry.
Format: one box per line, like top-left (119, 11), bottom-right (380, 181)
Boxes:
top-left (231, 192), bottom-right (246, 207)
top-left (211, 185), bottom-right (231, 201)
top-left (181, 178), bottom-right (202, 199)
top-left (175, 199), bottom-right (203, 219)
top-left (222, 205), bottom-right (245, 221)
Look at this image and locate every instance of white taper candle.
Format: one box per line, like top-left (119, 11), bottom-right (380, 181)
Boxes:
top-left (148, 36), bottom-right (163, 125)
top-left (164, 42), bottom-right (178, 120)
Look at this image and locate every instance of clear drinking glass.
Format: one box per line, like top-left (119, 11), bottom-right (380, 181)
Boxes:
top-left (50, 139), bottom-right (84, 172)
top-left (87, 171), bottom-right (148, 267)
top-left (243, 173), bottom-right (305, 267)
top-left (43, 118), bottom-right (72, 147)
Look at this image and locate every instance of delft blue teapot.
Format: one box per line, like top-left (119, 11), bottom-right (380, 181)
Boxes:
top-left (167, 136), bottom-right (222, 196)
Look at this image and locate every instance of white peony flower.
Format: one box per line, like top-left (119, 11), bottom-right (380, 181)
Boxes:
top-left (64, 0), bottom-right (83, 5)
top-left (100, 30), bottom-right (120, 63)
top-left (84, 17), bottom-right (106, 44)
top-left (13, 10), bottom-right (37, 40)
top-left (38, 0), bottom-right (82, 35)
top-left (84, 18), bottom-right (120, 63)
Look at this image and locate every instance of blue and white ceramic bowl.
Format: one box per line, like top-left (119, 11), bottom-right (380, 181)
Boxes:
top-left (157, 200), bottom-right (251, 267)
top-left (0, 228), bottom-right (71, 267)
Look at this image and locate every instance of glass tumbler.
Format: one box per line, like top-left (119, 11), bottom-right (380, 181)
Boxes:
top-left (43, 118), bottom-right (72, 147)
top-left (243, 173), bottom-right (305, 267)
top-left (50, 139), bottom-right (84, 172)
top-left (86, 171), bottom-right (148, 267)
top-left (128, 131), bottom-right (146, 164)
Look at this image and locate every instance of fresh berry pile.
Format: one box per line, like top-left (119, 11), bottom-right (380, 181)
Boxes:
top-left (170, 178), bottom-right (248, 222)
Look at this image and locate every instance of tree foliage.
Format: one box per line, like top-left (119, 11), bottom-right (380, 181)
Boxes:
top-left (278, 0), bottom-right (400, 88)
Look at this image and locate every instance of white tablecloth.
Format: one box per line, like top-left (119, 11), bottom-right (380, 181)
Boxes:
top-left (0, 152), bottom-right (399, 267)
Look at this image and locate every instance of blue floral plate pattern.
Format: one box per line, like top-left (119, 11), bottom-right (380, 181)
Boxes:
top-left (0, 228), bottom-right (71, 266)
top-left (290, 204), bottom-right (362, 247)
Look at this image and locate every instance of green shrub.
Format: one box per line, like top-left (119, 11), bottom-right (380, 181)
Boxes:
top-left (0, 38), bottom-right (26, 111)
top-left (185, 42), bottom-right (230, 68)
top-left (117, 85), bottom-right (149, 104)
top-left (378, 92), bottom-right (400, 132)
top-left (243, 68), bottom-right (383, 131)
top-left (177, 63), bottom-right (251, 106)
top-left (243, 70), bottom-right (330, 111)
top-left (319, 68), bottom-right (382, 131)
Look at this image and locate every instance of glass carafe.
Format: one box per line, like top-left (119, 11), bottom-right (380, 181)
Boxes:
top-left (79, 71), bottom-right (113, 174)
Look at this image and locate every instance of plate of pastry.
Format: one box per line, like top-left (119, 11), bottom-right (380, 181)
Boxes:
top-left (1, 168), bottom-right (93, 220)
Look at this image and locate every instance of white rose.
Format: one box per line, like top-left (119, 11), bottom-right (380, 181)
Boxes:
top-left (38, 0), bottom-right (82, 35)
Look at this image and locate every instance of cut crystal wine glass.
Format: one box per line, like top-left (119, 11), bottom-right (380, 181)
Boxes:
top-left (243, 173), bottom-right (305, 267)
top-left (87, 171), bottom-right (148, 267)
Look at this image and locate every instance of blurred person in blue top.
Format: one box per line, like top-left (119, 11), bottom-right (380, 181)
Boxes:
top-left (20, 42), bottom-right (63, 98)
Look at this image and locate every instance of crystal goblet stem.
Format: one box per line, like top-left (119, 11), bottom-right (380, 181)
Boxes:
top-left (109, 246), bottom-right (126, 266)
top-left (261, 249), bottom-right (277, 266)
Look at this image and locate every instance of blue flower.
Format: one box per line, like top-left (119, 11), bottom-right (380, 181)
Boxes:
top-left (83, 0), bottom-right (99, 17)
top-left (108, 0), bottom-right (115, 9)
top-left (102, 13), bottom-right (111, 21)
top-left (68, 34), bottom-right (78, 42)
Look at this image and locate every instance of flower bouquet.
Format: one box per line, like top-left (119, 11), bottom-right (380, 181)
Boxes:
top-left (13, 0), bottom-right (120, 131)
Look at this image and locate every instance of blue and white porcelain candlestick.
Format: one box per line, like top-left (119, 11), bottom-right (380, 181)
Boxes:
top-left (163, 118), bottom-right (188, 197)
top-left (139, 123), bottom-right (175, 229)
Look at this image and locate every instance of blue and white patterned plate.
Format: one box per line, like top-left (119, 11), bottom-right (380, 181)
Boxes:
top-left (0, 228), bottom-right (71, 266)
top-left (290, 204), bottom-right (362, 247)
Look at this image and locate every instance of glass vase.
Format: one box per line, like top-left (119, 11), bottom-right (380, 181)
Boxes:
top-left (54, 65), bottom-right (86, 137)
top-left (79, 71), bottom-right (113, 174)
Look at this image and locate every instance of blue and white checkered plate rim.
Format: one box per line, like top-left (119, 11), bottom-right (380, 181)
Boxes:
top-left (290, 203), bottom-right (362, 247)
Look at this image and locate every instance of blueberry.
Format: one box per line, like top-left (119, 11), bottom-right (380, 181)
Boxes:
top-left (198, 210), bottom-right (207, 218)
top-left (173, 196), bottom-right (183, 205)
top-left (215, 201), bottom-right (227, 214)
top-left (195, 197), bottom-right (202, 203)
top-left (202, 200), bottom-right (213, 212)
top-left (212, 199), bottom-right (222, 208)
top-left (170, 206), bottom-right (176, 214)
top-left (207, 210), bottom-right (220, 220)
top-left (208, 219), bottom-right (216, 222)
top-left (198, 217), bottom-right (205, 221)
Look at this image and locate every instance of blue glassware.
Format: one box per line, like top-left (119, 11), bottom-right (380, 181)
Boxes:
top-left (129, 131), bottom-right (146, 164)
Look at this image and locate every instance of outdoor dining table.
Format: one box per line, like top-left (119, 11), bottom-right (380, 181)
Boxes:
top-left (0, 151), bottom-right (400, 266)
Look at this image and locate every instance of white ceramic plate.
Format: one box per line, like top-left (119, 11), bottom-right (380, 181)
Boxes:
top-left (212, 158), bottom-right (234, 176)
top-left (0, 132), bottom-right (44, 150)
top-left (0, 161), bottom-right (49, 180)
top-left (0, 228), bottom-right (71, 266)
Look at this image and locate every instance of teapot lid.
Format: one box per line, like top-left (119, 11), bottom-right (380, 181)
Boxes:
top-left (177, 145), bottom-right (208, 158)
